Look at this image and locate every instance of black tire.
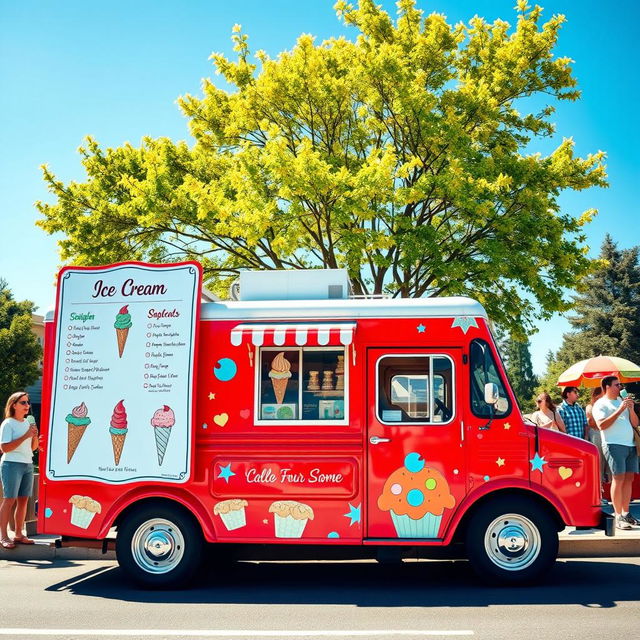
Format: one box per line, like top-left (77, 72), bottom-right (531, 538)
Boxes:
top-left (465, 496), bottom-right (558, 585)
top-left (116, 502), bottom-right (204, 589)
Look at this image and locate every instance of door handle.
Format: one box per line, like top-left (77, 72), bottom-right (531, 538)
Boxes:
top-left (369, 435), bottom-right (391, 445)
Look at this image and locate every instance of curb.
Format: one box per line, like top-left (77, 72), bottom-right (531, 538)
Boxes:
top-left (559, 528), bottom-right (640, 558)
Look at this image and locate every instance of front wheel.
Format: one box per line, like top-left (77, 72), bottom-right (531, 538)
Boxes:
top-left (465, 497), bottom-right (558, 585)
top-left (116, 503), bottom-right (204, 589)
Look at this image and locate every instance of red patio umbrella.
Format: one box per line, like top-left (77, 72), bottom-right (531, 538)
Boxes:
top-left (557, 355), bottom-right (640, 388)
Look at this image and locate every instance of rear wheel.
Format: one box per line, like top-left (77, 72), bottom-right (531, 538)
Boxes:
top-left (116, 503), bottom-right (203, 589)
top-left (465, 497), bottom-right (558, 585)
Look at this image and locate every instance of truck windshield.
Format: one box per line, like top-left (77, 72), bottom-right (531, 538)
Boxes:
top-left (469, 339), bottom-right (511, 418)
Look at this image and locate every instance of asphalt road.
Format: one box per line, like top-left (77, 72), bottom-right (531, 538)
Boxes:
top-left (1, 557), bottom-right (639, 640)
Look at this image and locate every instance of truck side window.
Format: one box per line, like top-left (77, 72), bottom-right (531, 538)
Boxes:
top-left (469, 339), bottom-right (511, 417)
top-left (377, 355), bottom-right (454, 424)
top-left (258, 347), bottom-right (346, 422)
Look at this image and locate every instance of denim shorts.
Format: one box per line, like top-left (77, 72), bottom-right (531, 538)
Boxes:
top-left (0, 460), bottom-right (34, 498)
top-left (602, 443), bottom-right (639, 476)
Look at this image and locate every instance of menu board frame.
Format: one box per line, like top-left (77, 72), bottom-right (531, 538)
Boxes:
top-left (46, 261), bottom-right (202, 485)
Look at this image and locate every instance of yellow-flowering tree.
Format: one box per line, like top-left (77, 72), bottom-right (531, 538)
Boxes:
top-left (37, 0), bottom-right (607, 335)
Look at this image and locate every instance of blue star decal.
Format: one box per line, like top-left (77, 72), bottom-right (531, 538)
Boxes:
top-left (344, 503), bottom-right (361, 526)
top-left (530, 453), bottom-right (547, 473)
top-left (416, 323), bottom-right (426, 334)
top-left (451, 317), bottom-right (479, 334)
top-left (217, 463), bottom-right (236, 483)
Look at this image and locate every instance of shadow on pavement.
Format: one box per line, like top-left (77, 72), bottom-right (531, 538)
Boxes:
top-left (43, 558), bottom-right (640, 608)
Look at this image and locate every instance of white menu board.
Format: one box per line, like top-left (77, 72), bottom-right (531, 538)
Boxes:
top-left (46, 262), bottom-right (201, 484)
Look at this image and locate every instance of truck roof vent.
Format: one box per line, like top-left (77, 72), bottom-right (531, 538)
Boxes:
top-left (238, 269), bottom-right (351, 301)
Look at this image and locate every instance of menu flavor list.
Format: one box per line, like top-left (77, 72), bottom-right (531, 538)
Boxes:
top-left (47, 263), bottom-right (201, 484)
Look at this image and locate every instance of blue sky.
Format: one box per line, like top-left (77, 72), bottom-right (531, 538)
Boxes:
top-left (1, 0), bottom-right (638, 374)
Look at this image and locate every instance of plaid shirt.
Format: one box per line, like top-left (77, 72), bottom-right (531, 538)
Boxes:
top-left (558, 401), bottom-right (588, 439)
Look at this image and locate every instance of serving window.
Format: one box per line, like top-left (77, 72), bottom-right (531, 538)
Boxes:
top-left (257, 347), bottom-right (347, 423)
top-left (377, 354), bottom-right (454, 424)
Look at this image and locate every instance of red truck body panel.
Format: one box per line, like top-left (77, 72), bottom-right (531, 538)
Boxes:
top-left (38, 273), bottom-right (602, 545)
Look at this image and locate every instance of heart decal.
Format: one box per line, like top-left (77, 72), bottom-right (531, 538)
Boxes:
top-left (558, 466), bottom-right (573, 480)
top-left (213, 413), bottom-right (229, 427)
top-left (240, 409), bottom-right (250, 419)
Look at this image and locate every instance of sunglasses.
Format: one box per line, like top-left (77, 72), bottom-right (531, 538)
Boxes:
top-left (16, 400), bottom-right (30, 405)
top-left (536, 399), bottom-right (543, 403)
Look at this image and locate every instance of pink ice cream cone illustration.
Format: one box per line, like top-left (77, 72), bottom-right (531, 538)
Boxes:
top-left (269, 352), bottom-right (292, 404)
top-left (151, 405), bottom-right (175, 466)
top-left (109, 399), bottom-right (128, 465)
top-left (66, 402), bottom-right (91, 463)
top-left (114, 305), bottom-right (132, 358)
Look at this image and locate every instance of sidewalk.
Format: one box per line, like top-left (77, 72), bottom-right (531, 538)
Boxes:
top-left (2, 504), bottom-right (638, 562)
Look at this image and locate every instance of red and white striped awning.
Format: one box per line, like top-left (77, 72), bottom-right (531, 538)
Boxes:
top-left (230, 323), bottom-right (356, 347)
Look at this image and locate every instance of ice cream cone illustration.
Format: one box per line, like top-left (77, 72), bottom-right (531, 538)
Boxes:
top-left (269, 352), bottom-right (292, 404)
top-left (151, 405), bottom-right (175, 465)
top-left (114, 305), bottom-right (132, 358)
top-left (109, 399), bottom-right (128, 465)
top-left (66, 402), bottom-right (91, 463)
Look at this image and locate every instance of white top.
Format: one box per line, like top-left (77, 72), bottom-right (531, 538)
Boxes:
top-left (0, 417), bottom-right (34, 463)
top-left (592, 397), bottom-right (634, 446)
top-left (45, 296), bottom-right (488, 323)
top-left (200, 296), bottom-right (487, 321)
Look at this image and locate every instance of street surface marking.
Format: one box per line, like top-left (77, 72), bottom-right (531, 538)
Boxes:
top-left (0, 630), bottom-right (474, 637)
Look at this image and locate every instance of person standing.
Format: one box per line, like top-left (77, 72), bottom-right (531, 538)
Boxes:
top-left (593, 376), bottom-right (639, 530)
top-left (558, 386), bottom-right (589, 439)
top-left (531, 392), bottom-right (567, 433)
top-left (585, 387), bottom-right (610, 502)
top-left (0, 391), bottom-right (38, 548)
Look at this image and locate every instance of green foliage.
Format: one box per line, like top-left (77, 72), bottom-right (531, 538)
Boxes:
top-left (538, 235), bottom-right (640, 401)
top-left (0, 279), bottom-right (42, 407)
top-left (36, 0), bottom-right (606, 335)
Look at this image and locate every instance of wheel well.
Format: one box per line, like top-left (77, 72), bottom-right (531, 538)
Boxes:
top-left (452, 488), bottom-right (564, 543)
top-left (112, 497), bottom-right (200, 531)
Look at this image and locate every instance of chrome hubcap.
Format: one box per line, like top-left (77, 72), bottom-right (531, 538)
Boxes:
top-left (484, 513), bottom-right (541, 571)
top-left (131, 518), bottom-right (184, 574)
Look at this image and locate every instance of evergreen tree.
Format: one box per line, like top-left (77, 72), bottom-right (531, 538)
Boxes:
top-left (502, 334), bottom-right (538, 410)
top-left (0, 279), bottom-right (42, 405)
top-left (556, 235), bottom-right (640, 365)
top-left (537, 235), bottom-right (640, 399)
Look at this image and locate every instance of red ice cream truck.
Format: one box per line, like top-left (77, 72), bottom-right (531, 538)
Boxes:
top-left (38, 262), bottom-right (607, 588)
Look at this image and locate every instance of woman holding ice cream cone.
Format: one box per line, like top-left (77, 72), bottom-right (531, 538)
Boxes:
top-left (0, 392), bottom-right (39, 549)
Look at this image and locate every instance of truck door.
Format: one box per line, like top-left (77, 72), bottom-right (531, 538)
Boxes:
top-left (366, 348), bottom-right (466, 539)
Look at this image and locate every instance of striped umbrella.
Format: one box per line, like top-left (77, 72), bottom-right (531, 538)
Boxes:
top-left (557, 355), bottom-right (640, 388)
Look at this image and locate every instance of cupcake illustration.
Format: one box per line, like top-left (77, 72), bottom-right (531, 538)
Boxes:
top-left (65, 401), bottom-right (91, 463)
top-left (268, 500), bottom-right (314, 538)
top-left (109, 399), bottom-right (128, 466)
top-left (214, 499), bottom-right (249, 531)
top-left (377, 452), bottom-right (455, 538)
top-left (68, 495), bottom-right (102, 529)
top-left (150, 405), bottom-right (175, 465)
top-left (114, 305), bottom-right (132, 358)
top-left (269, 352), bottom-right (292, 404)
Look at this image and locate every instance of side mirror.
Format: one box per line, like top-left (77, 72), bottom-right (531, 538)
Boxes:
top-left (484, 382), bottom-right (499, 405)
